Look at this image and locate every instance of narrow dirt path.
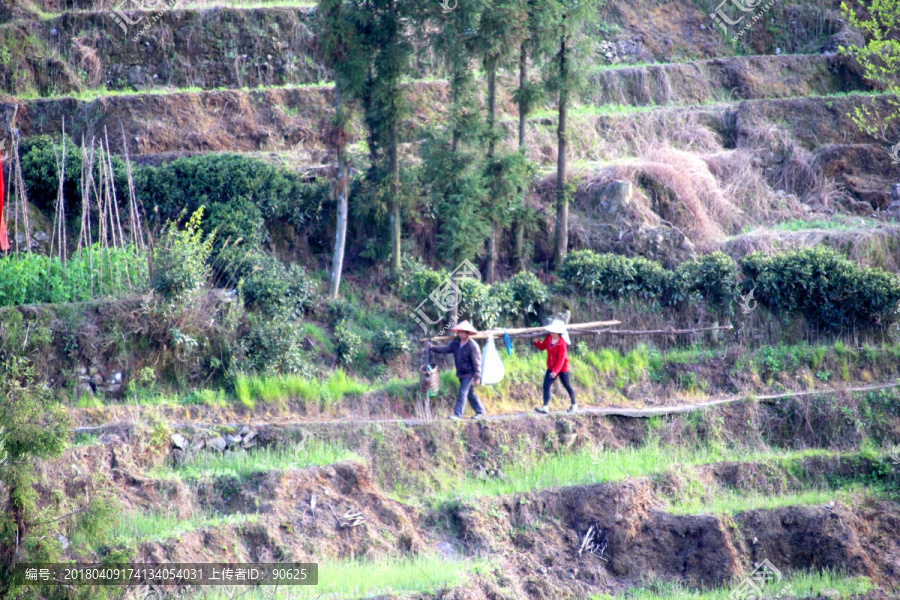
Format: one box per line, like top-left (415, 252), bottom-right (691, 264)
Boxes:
top-left (73, 381), bottom-right (900, 435)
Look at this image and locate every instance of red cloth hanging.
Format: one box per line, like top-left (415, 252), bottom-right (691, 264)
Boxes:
top-left (0, 146), bottom-right (8, 252)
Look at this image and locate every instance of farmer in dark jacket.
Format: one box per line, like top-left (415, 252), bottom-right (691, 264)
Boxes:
top-left (428, 320), bottom-right (485, 420)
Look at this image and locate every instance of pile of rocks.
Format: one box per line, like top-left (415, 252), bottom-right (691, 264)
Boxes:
top-left (75, 366), bottom-right (123, 397)
top-left (169, 425), bottom-right (259, 465)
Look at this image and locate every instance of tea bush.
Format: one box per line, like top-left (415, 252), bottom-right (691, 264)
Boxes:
top-left (239, 257), bottom-right (316, 319)
top-left (675, 252), bottom-right (738, 309)
top-left (373, 329), bottom-right (412, 361)
top-left (557, 250), bottom-right (674, 303)
top-left (334, 320), bottom-right (362, 365)
top-left (741, 247), bottom-right (900, 330)
top-left (134, 153), bottom-right (327, 238)
top-left (235, 315), bottom-right (309, 375)
top-left (497, 271), bottom-right (549, 320)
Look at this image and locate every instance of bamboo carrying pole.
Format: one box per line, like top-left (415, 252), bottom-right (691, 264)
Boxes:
top-left (422, 320), bottom-right (622, 342)
top-left (422, 322), bottom-right (733, 342)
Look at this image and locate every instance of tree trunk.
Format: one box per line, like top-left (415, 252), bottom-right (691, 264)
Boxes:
top-left (514, 219), bottom-right (525, 272)
top-left (514, 41), bottom-right (528, 272)
top-left (451, 68), bottom-right (461, 153)
top-left (328, 87), bottom-right (349, 299)
top-left (389, 117), bottom-right (401, 278)
top-left (553, 31), bottom-right (569, 268)
top-left (485, 59), bottom-right (498, 283)
top-left (486, 229), bottom-right (497, 283)
top-left (518, 42), bottom-right (527, 149)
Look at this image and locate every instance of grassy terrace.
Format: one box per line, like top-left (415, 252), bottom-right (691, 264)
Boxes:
top-left (593, 570), bottom-right (874, 600)
top-left (113, 510), bottom-right (260, 543)
top-left (71, 340), bottom-right (900, 416)
top-left (148, 439), bottom-right (360, 480)
top-left (195, 555), bottom-right (491, 599)
top-left (428, 443), bottom-right (855, 503)
top-left (669, 485), bottom-right (872, 515)
top-left (17, 75), bottom-right (887, 108)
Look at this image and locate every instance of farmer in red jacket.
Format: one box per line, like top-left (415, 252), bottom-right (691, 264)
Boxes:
top-left (533, 319), bottom-right (577, 414)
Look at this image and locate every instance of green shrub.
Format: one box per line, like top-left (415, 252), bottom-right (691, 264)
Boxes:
top-left (458, 276), bottom-right (504, 329)
top-left (557, 250), bottom-right (674, 303)
top-left (239, 257), bottom-right (316, 319)
top-left (675, 252), bottom-right (738, 309)
top-left (20, 135), bottom-right (128, 215)
top-left (400, 265), bottom-right (449, 307)
top-left (134, 153), bottom-right (326, 232)
top-left (326, 297), bottom-right (358, 326)
top-left (206, 196), bottom-right (266, 251)
top-left (235, 315), bottom-right (310, 375)
top-left (151, 208), bottom-right (214, 302)
top-left (373, 329), bottom-right (412, 361)
top-left (334, 320), bottom-right (362, 365)
top-left (741, 246), bottom-right (900, 330)
top-left (498, 271), bottom-right (549, 319)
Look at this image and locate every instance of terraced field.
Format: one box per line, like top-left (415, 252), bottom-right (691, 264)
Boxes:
top-left (2, 0), bottom-right (900, 598)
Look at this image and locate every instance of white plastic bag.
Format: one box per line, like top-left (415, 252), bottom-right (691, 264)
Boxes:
top-left (480, 334), bottom-right (505, 385)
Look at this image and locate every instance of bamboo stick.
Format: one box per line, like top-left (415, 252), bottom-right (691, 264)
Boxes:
top-left (423, 322), bottom-right (734, 342)
top-left (422, 320), bottom-right (622, 342)
top-left (587, 325), bottom-right (733, 336)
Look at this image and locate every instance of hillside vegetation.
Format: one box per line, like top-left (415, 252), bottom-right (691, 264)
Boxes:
top-left (0, 0), bottom-right (899, 599)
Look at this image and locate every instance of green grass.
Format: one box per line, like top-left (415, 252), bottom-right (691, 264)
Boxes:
top-left (433, 439), bottom-right (838, 503)
top-left (592, 569), bottom-right (874, 600)
top-left (71, 432), bottom-right (100, 446)
top-left (150, 440), bottom-right (360, 480)
top-left (741, 216), bottom-right (883, 234)
top-left (233, 369), bottom-right (371, 409)
top-left (669, 485), bottom-right (871, 515)
top-left (113, 510), bottom-right (259, 543)
top-left (197, 555), bottom-right (490, 599)
top-left (20, 80), bottom-right (329, 101)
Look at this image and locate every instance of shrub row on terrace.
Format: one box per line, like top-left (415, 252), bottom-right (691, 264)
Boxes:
top-left (558, 248), bottom-right (900, 331)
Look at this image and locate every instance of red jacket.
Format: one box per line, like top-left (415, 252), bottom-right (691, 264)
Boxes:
top-left (534, 335), bottom-right (569, 375)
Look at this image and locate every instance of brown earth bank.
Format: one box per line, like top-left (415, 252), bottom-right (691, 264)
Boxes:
top-left (64, 389), bottom-right (900, 504)
top-left (1, 0), bottom-right (740, 97)
top-left (8, 83), bottom-right (896, 158)
top-left (43, 417), bottom-right (900, 598)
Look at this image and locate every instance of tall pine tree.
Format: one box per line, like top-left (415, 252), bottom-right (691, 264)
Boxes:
top-left (546, 0), bottom-right (603, 267)
top-left (317, 0), bottom-right (368, 298)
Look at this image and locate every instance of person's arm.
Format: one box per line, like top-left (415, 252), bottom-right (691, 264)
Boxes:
top-left (470, 341), bottom-right (482, 383)
top-left (429, 339), bottom-right (455, 354)
top-left (548, 341), bottom-right (567, 376)
top-left (534, 335), bottom-right (550, 350)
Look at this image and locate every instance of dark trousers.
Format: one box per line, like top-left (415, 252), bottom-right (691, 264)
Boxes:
top-left (543, 370), bottom-right (576, 406)
top-left (455, 376), bottom-right (485, 417)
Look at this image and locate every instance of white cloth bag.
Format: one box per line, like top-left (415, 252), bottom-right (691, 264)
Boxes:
top-left (480, 334), bottom-right (505, 385)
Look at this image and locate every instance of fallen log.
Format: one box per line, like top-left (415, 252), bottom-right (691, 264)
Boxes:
top-left (422, 320), bottom-right (621, 342)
